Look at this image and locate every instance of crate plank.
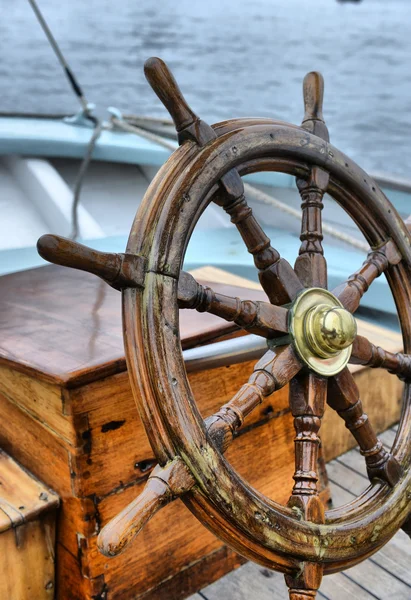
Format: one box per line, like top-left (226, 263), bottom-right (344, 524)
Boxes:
top-left (0, 451), bottom-right (58, 600)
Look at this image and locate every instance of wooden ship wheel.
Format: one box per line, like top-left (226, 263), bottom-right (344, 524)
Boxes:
top-left (37, 57), bottom-right (411, 599)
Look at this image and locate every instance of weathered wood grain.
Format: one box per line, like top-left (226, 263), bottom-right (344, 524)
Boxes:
top-left (0, 518), bottom-right (56, 600)
top-left (327, 460), bottom-right (369, 499)
top-left (196, 561), bottom-right (290, 600)
top-left (5, 50), bottom-right (411, 599)
top-left (0, 392), bottom-right (74, 498)
top-left (0, 365), bottom-right (76, 445)
top-left (319, 572), bottom-right (378, 599)
top-left (379, 428), bottom-right (397, 449)
top-left (0, 452), bottom-right (58, 600)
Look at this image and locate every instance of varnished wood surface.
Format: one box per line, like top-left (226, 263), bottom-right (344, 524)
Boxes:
top-left (0, 265), bottom-right (266, 387)
top-left (189, 425), bottom-right (411, 600)
top-left (0, 357), bottom-right (302, 599)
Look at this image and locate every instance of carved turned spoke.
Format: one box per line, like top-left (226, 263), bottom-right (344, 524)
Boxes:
top-left (98, 345), bottom-right (303, 558)
top-left (351, 335), bottom-right (411, 382)
top-left (214, 189), bottom-right (304, 305)
top-left (295, 72), bottom-right (329, 290)
top-left (328, 368), bottom-right (402, 486)
top-left (178, 271), bottom-right (288, 338)
top-left (295, 173), bottom-right (328, 289)
top-left (205, 346), bottom-right (302, 452)
top-left (333, 240), bottom-right (402, 313)
top-left (286, 372), bottom-right (327, 597)
top-left (289, 374), bottom-right (327, 499)
top-left (37, 235), bottom-right (146, 291)
top-left (98, 345), bottom-right (302, 557)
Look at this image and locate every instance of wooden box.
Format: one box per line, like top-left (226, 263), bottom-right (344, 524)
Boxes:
top-left (0, 265), bottom-right (403, 600)
top-left (0, 450), bottom-right (59, 600)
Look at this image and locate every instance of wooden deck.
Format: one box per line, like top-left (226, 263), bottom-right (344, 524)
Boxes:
top-left (189, 425), bottom-right (411, 600)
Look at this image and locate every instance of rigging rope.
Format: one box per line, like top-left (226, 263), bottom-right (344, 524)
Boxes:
top-left (242, 183), bottom-right (369, 252)
top-left (110, 117), bottom-right (177, 152)
top-left (70, 119), bottom-right (103, 240)
top-left (28, 0), bottom-right (102, 239)
top-left (27, 0), bottom-right (89, 112)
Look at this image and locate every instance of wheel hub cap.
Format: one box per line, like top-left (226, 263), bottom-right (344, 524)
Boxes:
top-left (289, 288), bottom-right (357, 376)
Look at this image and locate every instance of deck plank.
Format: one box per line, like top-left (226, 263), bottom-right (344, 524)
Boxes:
top-left (320, 572), bottom-right (378, 599)
top-left (329, 452), bottom-right (411, 590)
top-left (342, 556), bottom-right (411, 598)
top-left (335, 448), bottom-right (368, 478)
top-left (327, 459), bottom-right (370, 497)
top-left (198, 562), bottom-right (290, 600)
top-left (328, 480), bottom-right (354, 507)
top-left (378, 428), bottom-right (397, 450)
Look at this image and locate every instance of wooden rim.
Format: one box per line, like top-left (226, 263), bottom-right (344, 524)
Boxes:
top-left (123, 120), bottom-right (411, 572)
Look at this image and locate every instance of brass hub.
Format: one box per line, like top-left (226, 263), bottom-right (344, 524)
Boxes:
top-left (289, 288), bottom-right (357, 376)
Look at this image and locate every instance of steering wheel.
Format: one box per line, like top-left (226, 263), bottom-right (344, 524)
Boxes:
top-left (37, 57), bottom-right (411, 599)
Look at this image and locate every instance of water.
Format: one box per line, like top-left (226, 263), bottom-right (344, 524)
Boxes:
top-left (1, 0), bottom-right (411, 176)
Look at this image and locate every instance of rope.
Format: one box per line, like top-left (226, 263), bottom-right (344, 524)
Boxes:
top-left (112, 115), bottom-right (369, 253)
top-left (28, 0), bottom-right (102, 238)
top-left (70, 119), bottom-right (103, 240)
top-left (121, 114), bottom-right (173, 125)
top-left (111, 117), bottom-right (177, 152)
top-left (28, 0), bottom-right (89, 112)
top-left (242, 183), bottom-right (369, 252)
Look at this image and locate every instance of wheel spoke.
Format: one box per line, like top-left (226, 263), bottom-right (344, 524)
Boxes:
top-left (288, 372), bottom-right (327, 499)
top-left (178, 271), bottom-right (288, 337)
top-left (350, 335), bottom-right (411, 381)
top-left (214, 190), bottom-right (304, 305)
top-left (294, 170), bottom-right (328, 289)
top-left (294, 69), bottom-right (329, 290)
top-left (286, 371), bottom-right (327, 597)
top-left (204, 345), bottom-right (302, 452)
top-left (327, 367), bottom-right (402, 486)
top-left (332, 240), bottom-right (402, 313)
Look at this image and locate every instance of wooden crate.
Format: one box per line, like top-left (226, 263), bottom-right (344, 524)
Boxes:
top-left (0, 265), bottom-right (403, 600)
top-left (0, 450), bottom-right (59, 600)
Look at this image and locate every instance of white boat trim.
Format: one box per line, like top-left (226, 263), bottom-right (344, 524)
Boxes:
top-left (2, 156), bottom-right (104, 243)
